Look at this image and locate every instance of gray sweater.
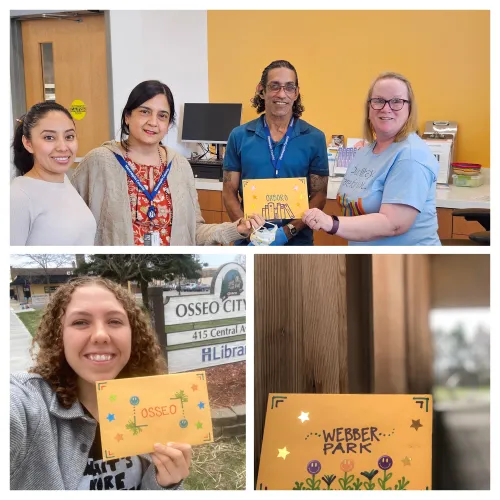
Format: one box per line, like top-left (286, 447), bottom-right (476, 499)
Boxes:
top-left (10, 372), bottom-right (181, 490)
top-left (71, 141), bottom-right (245, 246)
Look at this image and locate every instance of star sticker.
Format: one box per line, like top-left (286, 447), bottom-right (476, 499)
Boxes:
top-left (293, 185), bottom-right (299, 191)
top-left (115, 433), bottom-right (124, 442)
top-left (410, 419), bottom-right (423, 431)
top-left (251, 185), bottom-right (256, 190)
top-left (296, 202), bottom-right (301, 207)
top-left (402, 456), bottom-right (412, 466)
top-left (191, 384), bottom-right (198, 392)
top-left (253, 195), bottom-right (258, 200)
top-left (198, 401), bottom-right (205, 410)
top-left (299, 194), bottom-right (304, 200)
top-left (109, 394), bottom-right (117, 402)
top-left (106, 413), bottom-right (115, 422)
top-left (196, 421), bottom-right (203, 429)
top-left (298, 412), bottom-right (310, 423)
top-left (277, 447), bottom-right (290, 460)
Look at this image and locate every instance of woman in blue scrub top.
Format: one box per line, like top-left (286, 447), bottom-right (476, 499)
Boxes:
top-left (302, 72), bottom-right (441, 246)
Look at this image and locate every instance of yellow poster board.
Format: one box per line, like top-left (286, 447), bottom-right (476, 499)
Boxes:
top-left (257, 394), bottom-right (432, 490)
top-left (242, 178), bottom-right (308, 219)
top-left (96, 372), bottom-right (213, 460)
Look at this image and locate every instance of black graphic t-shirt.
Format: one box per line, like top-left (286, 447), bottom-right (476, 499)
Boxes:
top-left (78, 413), bottom-right (143, 490)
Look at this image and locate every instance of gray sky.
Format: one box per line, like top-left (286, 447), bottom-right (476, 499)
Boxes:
top-left (10, 254), bottom-right (240, 268)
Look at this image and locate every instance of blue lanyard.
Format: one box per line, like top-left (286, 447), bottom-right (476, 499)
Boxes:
top-left (263, 115), bottom-right (295, 178)
top-left (114, 152), bottom-right (172, 220)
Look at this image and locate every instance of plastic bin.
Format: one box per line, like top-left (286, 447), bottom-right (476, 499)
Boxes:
top-left (452, 173), bottom-right (484, 187)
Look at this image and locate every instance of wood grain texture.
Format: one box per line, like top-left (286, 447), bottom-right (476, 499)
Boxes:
top-left (405, 255), bottom-right (433, 394)
top-left (371, 255), bottom-right (408, 394)
top-left (254, 254), bottom-right (348, 475)
top-left (21, 15), bottom-right (109, 157)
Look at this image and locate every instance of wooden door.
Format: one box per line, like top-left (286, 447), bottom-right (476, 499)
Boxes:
top-left (21, 15), bottom-right (109, 158)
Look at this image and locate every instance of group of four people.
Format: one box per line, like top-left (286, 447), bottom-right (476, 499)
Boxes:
top-left (11, 60), bottom-right (440, 246)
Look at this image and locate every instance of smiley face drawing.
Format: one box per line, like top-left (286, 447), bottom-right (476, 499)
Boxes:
top-left (130, 396), bottom-right (140, 406)
top-left (179, 419), bottom-right (188, 428)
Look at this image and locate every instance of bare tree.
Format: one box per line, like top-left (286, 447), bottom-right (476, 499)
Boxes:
top-left (234, 254), bottom-right (246, 268)
top-left (13, 254), bottom-right (76, 285)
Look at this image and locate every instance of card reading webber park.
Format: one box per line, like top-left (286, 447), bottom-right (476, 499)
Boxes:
top-left (257, 393), bottom-right (432, 490)
top-left (96, 372), bottom-right (213, 460)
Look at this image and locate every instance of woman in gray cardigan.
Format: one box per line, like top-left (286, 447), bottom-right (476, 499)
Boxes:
top-left (72, 80), bottom-right (262, 246)
top-left (11, 277), bottom-right (190, 490)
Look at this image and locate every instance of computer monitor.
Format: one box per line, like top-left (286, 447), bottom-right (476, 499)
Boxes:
top-left (181, 103), bottom-right (242, 144)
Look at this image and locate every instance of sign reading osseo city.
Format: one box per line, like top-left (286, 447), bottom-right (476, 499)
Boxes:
top-left (165, 263), bottom-right (246, 373)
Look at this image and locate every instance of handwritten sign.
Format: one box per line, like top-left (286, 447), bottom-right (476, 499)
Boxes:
top-left (242, 178), bottom-right (308, 219)
top-left (257, 394), bottom-right (432, 490)
top-left (96, 372), bottom-right (213, 460)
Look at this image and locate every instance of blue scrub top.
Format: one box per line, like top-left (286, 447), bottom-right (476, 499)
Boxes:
top-left (223, 114), bottom-right (329, 246)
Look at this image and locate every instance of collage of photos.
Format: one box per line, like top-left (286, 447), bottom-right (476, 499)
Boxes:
top-left (8, 7), bottom-right (491, 495)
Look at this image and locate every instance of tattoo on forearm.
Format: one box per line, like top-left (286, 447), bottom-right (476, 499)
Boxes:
top-left (223, 171), bottom-right (233, 183)
top-left (309, 174), bottom-right (328, 194)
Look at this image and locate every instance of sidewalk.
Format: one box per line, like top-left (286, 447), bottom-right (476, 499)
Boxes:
top-left (10, 309), bottom-right (34, 373)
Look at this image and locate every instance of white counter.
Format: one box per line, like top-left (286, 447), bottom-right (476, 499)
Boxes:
top-left (328, 169), bottom-right (490, 210)
top-left (195, 178), bottom-right (224, 191)
top-left (195, 170), bottom-right (491, 210)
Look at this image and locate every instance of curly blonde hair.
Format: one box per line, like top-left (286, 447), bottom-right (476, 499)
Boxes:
top-left (29, 276), bottom-right (167, 408)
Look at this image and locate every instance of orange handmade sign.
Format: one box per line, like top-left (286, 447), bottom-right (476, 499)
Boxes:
top-left (242, 178), bottom-right (308, 220)
top-left (96, 372), bottom-right (213, 460)
top-left (257, 394), bottom-right (432, 490)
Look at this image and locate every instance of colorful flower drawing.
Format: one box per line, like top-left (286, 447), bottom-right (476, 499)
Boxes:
top-left (394, 477), bottom-right (410, 490)
top-left (360, 469), bottom-right (379, 490)
top-left (307, 460), bottom-right (322, 475)
top-left (340, 459), bottom-right (354, 472)
top-left (321, 475), bottom-right (336, 490)
top-left (377, 456), bottom-right (393, 490)
top-left (339, 459), bottom-right (355, 490)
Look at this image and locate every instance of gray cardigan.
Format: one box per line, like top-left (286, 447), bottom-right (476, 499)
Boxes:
top-left (71, 141), bottom-right (245, 246)
top-left (11, 372), bottom-right (181, 490)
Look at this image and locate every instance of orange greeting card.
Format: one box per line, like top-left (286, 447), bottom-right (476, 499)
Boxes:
top-left (257, 394), bottom-right (432, 490)
top-left (96, 372), bottom-right (213, 460)
top-left (242, 178), bottom-right (308, 219)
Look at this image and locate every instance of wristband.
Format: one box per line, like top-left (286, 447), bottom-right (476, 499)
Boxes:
top-left (327, 215), bottom-right (340, 235)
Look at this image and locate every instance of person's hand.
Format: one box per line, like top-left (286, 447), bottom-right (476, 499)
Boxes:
top-left (236, 213), bottom-right (265, 236)
top-left (269, 227), bottom-right (288, 246)
top-left (152, 442), bottom-right (192, 487)
top-left (302, 208), bottom-right (333, 232)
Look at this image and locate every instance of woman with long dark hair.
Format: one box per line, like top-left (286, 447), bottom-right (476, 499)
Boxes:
top-left (10, 102), bottom-right (96, 245)
top-left (72, 80), bottom-right (262, 246)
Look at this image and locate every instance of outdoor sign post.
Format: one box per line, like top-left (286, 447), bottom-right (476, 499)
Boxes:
top-left (164, 263), bottom-right (247, 373)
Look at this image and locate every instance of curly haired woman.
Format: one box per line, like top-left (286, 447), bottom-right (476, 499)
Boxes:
top-left (10, 277), bottom-right (191, 490)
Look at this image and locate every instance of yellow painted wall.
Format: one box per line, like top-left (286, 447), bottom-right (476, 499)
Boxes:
top-left (208, 11), bottom-right (490, 167)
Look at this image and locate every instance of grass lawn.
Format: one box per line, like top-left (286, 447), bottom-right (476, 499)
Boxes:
top-left (184, 437), bottom-right (245, 490)
top-left (17, 310), bottom-right (44, 336)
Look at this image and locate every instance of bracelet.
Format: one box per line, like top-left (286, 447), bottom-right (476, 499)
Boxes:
top-left (327, 215), bottom-right (340, 235)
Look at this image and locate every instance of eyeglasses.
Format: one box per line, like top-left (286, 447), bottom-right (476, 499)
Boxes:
top-left (266, 82), bottom-right (298, 95)
top-left (368, 98), bottom-right (410, 111)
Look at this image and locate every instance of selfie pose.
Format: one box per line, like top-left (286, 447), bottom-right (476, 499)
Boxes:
top-left (10, 277), bottom-right (191, 490)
